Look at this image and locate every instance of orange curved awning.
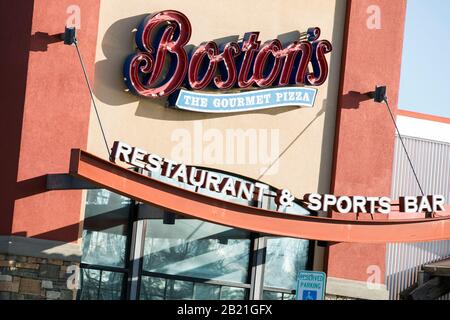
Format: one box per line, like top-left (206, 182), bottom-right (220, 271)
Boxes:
top-left (69, 149), bottom-right (450, 244)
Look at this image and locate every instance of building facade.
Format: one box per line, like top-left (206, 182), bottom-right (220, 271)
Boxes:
top-left (1, 0), bottom-right (449, 300)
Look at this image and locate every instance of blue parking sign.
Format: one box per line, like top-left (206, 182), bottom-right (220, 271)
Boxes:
top-left (296, 271), bottom-right (326, 300)
top-left (302, 290), bottom-right (317, 300)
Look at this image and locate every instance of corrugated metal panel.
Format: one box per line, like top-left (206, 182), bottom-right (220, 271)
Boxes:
top-left (386, 241), bottom-right (450, 300)
top-left (387, 135), bottom-right (450, 300)
top-left (391, 135), bottom-right (450, 201)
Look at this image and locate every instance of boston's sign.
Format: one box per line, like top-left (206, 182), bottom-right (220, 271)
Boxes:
top-left (123, 10), bottom-right (332, 113)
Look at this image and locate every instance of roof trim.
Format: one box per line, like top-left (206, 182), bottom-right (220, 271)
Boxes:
top-left (398, 109), bottom-right (450, 124)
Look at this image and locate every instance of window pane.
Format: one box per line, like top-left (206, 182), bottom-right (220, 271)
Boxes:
top-left (139, 276), bottom-right (247, 301)
top-left (79, 269), bottom-right (100, 300)
top-left (262, 291), bottom-right (283, 300)
top-left (98, 271), bottom-right (124, 300)
top-left (262, 291), bottom-right (295, 300)
top-left (140, 276), bottom-right (166, 300)
top-left (263, 238), bottom-right (311, 290)
top-left (193, 283), bottom-right (220, 300)
top-left (141, 276), bottom-right (195, 300)
top-left (82, 189), bottom-right (131, 268)
top-left (165, 280), bottom-right (194, 300)
top-left (79, 269), bottom-right (124, 300)
top-left (283, 293), bottom-right (296, 300)
top-left (219, 286), bottom-right (248, 300)
top-left (142, 217), bottom-right (251, 284)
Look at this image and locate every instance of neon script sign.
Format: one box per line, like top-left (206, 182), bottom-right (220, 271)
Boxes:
top-left (123, 10), bottom-right (332, 112)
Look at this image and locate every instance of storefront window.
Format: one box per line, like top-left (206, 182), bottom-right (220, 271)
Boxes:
top-left (82, 189), bottom-right (131, 268)
top-left (262, 237), bottom-right (311, 298)
top-left (79, 269), bottom-right (125, 300)
top-left (142, 218), bottom-right (251, 283)
top-left (78, 174), bottom-right (313, 300)
top-left (139, 276), bottom-right (249, 300)
top-left (79, 189), bottom-right (133, 300)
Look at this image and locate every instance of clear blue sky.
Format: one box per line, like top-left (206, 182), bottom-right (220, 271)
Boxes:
top-left (398, 0), bottom-right (450, 118)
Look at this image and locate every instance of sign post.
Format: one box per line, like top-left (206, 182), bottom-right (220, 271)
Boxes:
top-left (296, 270), bottom-right (327, 300)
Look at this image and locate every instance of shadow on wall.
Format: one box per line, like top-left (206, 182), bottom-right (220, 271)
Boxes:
top-left (316, 2), bottom-right (348, 196)
top-left (341, 91), bottom-right (374, 109)
top-left (11, 206), bottom-right (128, 244)
top-left (12, 223), bottom-right (80, 246)
top-left (29, 32), bottom-right (64, 52)
top-left (93, 14), bottom-right (319, 121)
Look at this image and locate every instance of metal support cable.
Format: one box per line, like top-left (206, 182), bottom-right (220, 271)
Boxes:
top-left (383, 97), bottom-right (425, 196)
top-left (73, 38), bottom-right (111, 158)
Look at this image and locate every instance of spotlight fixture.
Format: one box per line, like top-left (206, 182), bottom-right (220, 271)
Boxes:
top-left (63, 26), bottom-right (76, 45)
top-left (367, 85), bottom-right (387, 103)
top-left (163, 211), bottom-right (176, 225)
top-left (373, 85), bottom-right (387, 103)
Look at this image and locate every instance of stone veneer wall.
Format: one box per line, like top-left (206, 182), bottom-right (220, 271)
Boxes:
top-left (325, 277), bottom-right (390, 300)
top-left (0, 253), bottom-right (78, 300)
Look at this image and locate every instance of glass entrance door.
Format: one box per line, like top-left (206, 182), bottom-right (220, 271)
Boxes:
top-left (139, 216), bottom-right (252, 300)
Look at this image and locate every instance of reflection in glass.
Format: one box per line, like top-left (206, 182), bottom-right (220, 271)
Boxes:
top-left (79, 269), bottom-right (100, 300)
top-left (141, 276), bottom-right (197, 300)
top-left (165, 280), bottom-right (194, 300)
top-left (139, 276), bottom-right (248, 300)
top-left (263, 238), bottom-right (310, 290)
top-left (193, 283), bottom-right (220, 300)
top-left (99, 271), bottom-right (124, 300)
top-left (262, 291), bottom-right (282, 300)
top-left (82, 190), bottom-right (131, 268)
top-left (79, 269), bottom-right (124, 300)
top-left (139, 276), bottom-right (166, 300)
top-left (142, 218), bottom-right (251, 284)
top-left (219, 286), bottom-right (248, 300)
top-left (262, 291), bottom-right (295, 300)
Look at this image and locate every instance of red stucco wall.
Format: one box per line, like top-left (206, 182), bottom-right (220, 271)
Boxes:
top-left (326, 0), bottom-right (407, 283)
top-left (0, 0), bottom-right (100, 242)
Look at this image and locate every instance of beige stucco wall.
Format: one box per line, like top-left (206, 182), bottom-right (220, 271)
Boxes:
top-left (88, 0), bottom-right (346, 200)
